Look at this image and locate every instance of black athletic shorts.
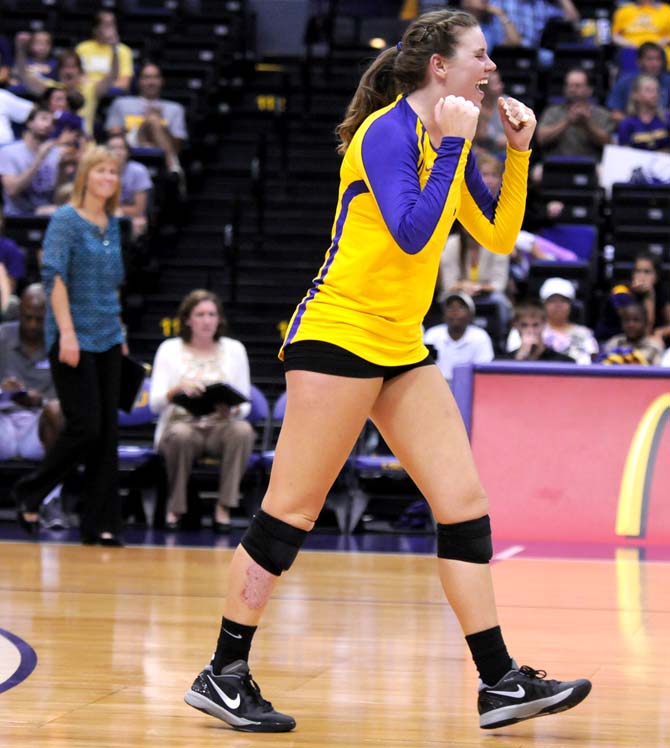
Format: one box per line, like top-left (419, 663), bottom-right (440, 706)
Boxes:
top-left (282, 340), bottom-right (434, 380)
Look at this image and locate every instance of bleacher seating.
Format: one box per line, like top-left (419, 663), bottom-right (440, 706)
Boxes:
top-left (608, 184), bottom-right (670, 266)
top-left (609, 227), bottom-right (670, 264)
top-left (5, 0), bottom-right (670, 536)
top-left (542, 157), bottom-right (598, 191)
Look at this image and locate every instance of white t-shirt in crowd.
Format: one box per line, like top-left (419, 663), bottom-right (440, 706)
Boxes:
top-left (424, 323), bottom-right (494, 383)
top-left (0, 90), bottom-right (34, 146)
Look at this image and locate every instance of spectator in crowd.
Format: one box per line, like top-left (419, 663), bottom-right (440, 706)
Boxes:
top-left (458, 1), bottom-right (521, 48)
top-left (601, 302), bottom-right (665, 364)
top-left (0, 284), bottom-right (62, 460)
top-left (13, 146), bottom-right (126, 545)
top-left (473, 69), bottom-right (507, 157)
top-left (11, 31), bottom-right (58, 91)
top-left (0, 106), bottom-right (61, 217)
top-left (149, 289), bottom-right (255, 532)
top-left (0, 87), bottom-right (35, 147)
top-left (661, 345), bottom-right (670, 365)
top-left (105, 62), bottom-right (188, 175)
top-left (106, 134), bottom-right (153, 238)
top-left (0, 210), bottom-right (27, 319)
top-left (595, 252), bottom-right (670, 340)
top-left (0, 284), bottom-right (67, 529)
top-left (38, 130), bottom-right (86, 216)
top-left (15, 46), bottom-right (118, 135)
top-left (439, 153), bottom-right (512, 336)
top-left (612, 1), bottom-right (670, 51)
top-left (40, 87), bottom-right (85, 140)
top-left (75, 11), bottom-right (133, 92)
top-left (492, 0), bottom-right (579, 64)
top-left (495, 0), bottom-right (580, 46)
top-left (617, 74), bottom-right (670, 150)
top-left (607, 42), bottom-right (670, 123)
top-left (536, 68), bottom-right (613, 160)
top-left (499, 301), bottom-right (575, 362)
top-left (424, 292), bottom-right (494, 385)
top-left (540, 278), bottom-right (598, 364)
top-left (507, 277), bottom-right (597, 364)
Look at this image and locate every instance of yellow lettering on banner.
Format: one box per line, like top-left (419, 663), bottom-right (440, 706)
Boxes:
top-left (616, 394), bottom-right (670, 538)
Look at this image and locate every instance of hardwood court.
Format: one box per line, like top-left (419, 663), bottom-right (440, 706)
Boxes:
top-left (1, 541), bottom-right (669, 747)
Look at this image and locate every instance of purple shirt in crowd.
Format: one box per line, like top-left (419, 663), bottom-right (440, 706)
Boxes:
top-left (0, 140), bottom-right (60, 216)
top-left (0, 237), bottom-right (26, 280)
top-left (120, 160), bottom-right (153, 206)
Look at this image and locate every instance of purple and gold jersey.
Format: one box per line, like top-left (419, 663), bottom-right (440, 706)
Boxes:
top-left (281, 95), bottom-right (530, 366)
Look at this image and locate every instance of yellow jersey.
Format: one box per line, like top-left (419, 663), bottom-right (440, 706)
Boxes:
top-left (612, 3), bottom-right (670, 48)
top-left (281, 95), bottom-right (530, 366)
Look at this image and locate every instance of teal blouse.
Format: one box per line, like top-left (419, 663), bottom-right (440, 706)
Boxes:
top-left (41, 204), bottom-right (125, 353)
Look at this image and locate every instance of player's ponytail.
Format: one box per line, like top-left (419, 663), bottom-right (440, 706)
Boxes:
top-left (335, 9), bottom-right (479, 155)
top-left (335, 47), bottom-right (398, 156)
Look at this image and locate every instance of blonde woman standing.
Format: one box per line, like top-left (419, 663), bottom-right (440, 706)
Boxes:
top-left (14, 145), bottom-right (126, 546)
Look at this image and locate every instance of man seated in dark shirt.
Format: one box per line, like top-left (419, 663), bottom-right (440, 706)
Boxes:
top-left (0, 283), bottom-right (62, 458)
top-left (0, 284), bottom-right (67, 527)
top-left (498, 301), bottom-right (575, 362)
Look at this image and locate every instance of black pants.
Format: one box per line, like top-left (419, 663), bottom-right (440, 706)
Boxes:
top-left (16, 344), bottom-right (122, 539)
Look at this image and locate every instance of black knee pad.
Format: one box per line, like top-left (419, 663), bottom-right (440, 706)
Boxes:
top-left (437, 515), bottom-right (492, 564)
top-left (241, 509), bottom-right (308, 576)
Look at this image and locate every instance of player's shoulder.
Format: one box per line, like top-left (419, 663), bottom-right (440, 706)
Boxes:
top-left (358, 95), bottom-right (416, 147)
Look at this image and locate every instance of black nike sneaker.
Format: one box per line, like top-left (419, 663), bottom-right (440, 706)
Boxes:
top-left (184, 661), bottom-right (296, 732)
top-left (478, 662), bottom-right (592, 729)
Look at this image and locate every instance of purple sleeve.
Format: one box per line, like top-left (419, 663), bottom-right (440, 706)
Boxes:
top-left (463, 150), bottom-right (497, 224)
top-left (360, 116), bottom-right (466, 255)
top-left (0, 238), bottom-right (26, 279)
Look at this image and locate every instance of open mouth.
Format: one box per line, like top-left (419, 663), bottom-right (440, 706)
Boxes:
top-left (475, 78), bottom-right (488, 95)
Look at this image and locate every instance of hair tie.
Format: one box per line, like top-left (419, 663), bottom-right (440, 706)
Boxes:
top-left (396, 41), bottom-right (402, 51)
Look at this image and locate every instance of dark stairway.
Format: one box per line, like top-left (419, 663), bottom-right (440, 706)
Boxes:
top-left (131, 51), bottom-right (366, 401)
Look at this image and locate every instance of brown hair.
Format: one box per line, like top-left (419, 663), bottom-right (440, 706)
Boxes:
top-left (57, 48), bottom-right (83, 73)
top-left (70, 145), bottom-right (121, 216)
top-left (177, 289), bottom-right (229, 342)
top-left (335, 9), bottom-right (479, 155)
top-left (513, 301), bottom-right (546, 324)
top-left (93, 10), bottom-right (115, 32)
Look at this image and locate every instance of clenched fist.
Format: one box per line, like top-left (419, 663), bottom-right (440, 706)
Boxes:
top-left (434, 95), bottom-right (480, 142)
top-left (498, 96), bottom-right (536, 151)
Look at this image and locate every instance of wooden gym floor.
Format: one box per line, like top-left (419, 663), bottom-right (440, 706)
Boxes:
top-left (1, 539), bottom-right (669, 747)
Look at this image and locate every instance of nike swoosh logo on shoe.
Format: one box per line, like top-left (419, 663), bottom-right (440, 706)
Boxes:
top-left (208, 675), bottom-right (241, 709)
top-left (487, 685), bottom-right (525, 698)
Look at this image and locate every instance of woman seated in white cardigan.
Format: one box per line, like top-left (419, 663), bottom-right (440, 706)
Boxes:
top-left (149, 289), bottom-right (255, 532)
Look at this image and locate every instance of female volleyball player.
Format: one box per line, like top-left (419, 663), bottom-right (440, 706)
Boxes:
top-left (185, 9), bottom-right (591, 732)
